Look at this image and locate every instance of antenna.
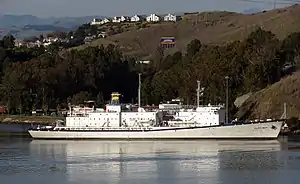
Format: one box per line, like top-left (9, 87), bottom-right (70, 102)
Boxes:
top-left (196, 81), bottom-right (205, 107)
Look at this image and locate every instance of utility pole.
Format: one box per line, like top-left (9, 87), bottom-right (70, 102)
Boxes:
top-left (196, 81), bottom-right (200, 107)
top-left (225, 76), bottom-right (229, 124)
top-left (138, 73), bottom-right (141, 108)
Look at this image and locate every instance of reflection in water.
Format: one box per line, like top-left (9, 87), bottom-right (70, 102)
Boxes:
top-left (0, 138), bottom-right (68, 184)
top-left (28, 140), bottom-right (287, 184)
top-left (2, 138), bottom-right (300, 184)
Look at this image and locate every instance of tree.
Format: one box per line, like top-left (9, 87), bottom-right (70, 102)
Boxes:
top-left (186, 39), bottom-right (202, 58)
top-left (243, 28), bottom-right (280, 91)
top-left (96, 92), bottom-right (104, 107)
top-left (67, 31), bottom-right (74, 39)
top-left (2, 35), bottom-right (15, 48)
top-left (71, 91), bottom-right (92, 105)
top-left (53, 31), bottom-right (67, 39)
top-left (39, 34), bottom-right (44, 41)
top-left (0, 28), bottom-right (296, 118)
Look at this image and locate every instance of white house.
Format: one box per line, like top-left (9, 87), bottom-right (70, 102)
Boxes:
top-left (146, 14), bottom-right (160, 22)
top-left (90, 18), bottom-right (102, 25)
top-left (98, 32), bottom-right (107, 38)
top-left (112, 16), bottom-right (129, 23)
top-left (90, 18), bottom-right (110, 25)
top-left (121, 16), bottom-right (130, 22)
top-left (112, 16), bottom-right (121, 23)
top-left (130, 15), bottom-right (146, 22)
top-left (14, 40), bottom-right (25, 47)
top-left (101, 18), bottom-right (110, 24)
top-left (164, 14), bottom-right (180, 22)
top-left (136, 60), bottom-right (151, 64)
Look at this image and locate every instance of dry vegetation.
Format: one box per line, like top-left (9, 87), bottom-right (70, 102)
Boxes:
top-left (236, 71), bottom-right (300, 120)
top-left (73, 4), bottom-right (300, 59)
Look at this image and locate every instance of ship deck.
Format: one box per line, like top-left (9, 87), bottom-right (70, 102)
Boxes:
top-left (29, 119), bottom-right (284, 132)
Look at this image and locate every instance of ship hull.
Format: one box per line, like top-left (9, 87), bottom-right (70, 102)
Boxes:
top-left (28, 121), bottom-right (283, 139)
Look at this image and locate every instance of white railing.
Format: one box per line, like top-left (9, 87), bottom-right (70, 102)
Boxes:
top-left (54, 126), bottom-right (154, 131)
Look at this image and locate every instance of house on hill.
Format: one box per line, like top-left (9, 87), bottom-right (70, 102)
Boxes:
top-left (130, 15), bottom-right (146, 22)
top-left (164, 13), bottom-right (181, 22)
top-left (112, 16), bottom-right (129, 23)
top-left (101, 18), bottom-right (111, 24)
top-left (90, 18), bottom-right (110, 25)
top-left (90, 18), bottom-right (102, 25)
top-left (146, 14), bottom-right (161, 22)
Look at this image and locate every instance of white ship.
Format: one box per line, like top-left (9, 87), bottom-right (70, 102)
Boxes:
top-left (28, 76), bottom-right (283, 139)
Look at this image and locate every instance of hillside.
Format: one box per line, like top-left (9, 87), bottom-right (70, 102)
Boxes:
top-left (236, 71), bottom-right (300, 120)
top-left (2, 15), bottom-right (300, 119)
top-left (74, 4), bottom-right (300, 59)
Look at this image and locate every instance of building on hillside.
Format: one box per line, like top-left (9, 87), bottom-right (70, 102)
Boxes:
top-left (146, 14), bottom-right (161, 22)
top-left (112, 16), bottom-right (120, 23)
top-left (14, 40), bottom-right (25, 47)
top-left (90, 18), bottom-right (110, 25)
top-left (130, 15), bottom-right (146, 22)
top-left (164, 13), bottom-right (181, 22)
top-left (160, 37), bottom-right (176, 48)
top-left (90, 18), bottom-right (102, 25)
top-left (136, 60), bottom-right (151, 64)
top-left (98, 32), bottom-right (107, 38)
top-left (101, 18), bottom-right (111, 24)
top-left (112, 16), bottom-right (129, 23)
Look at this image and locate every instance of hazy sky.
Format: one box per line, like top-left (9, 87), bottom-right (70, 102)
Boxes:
top-left (0, 0), bottom-right (291, 17)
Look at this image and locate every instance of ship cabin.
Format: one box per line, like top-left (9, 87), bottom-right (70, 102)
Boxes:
top-left (159, 98), bottom-right (183, 111)
top-left (68, 100), bottom-right (95, 116)
top-left (65, 92), bottom-right (163, 128)
top-left (169, 104), bottom-right (225, 127)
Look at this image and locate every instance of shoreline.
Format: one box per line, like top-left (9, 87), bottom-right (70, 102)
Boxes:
top-left (0, 115), bottom-right (64, 124)
top-left (0, 115), bottom-right (63, 138)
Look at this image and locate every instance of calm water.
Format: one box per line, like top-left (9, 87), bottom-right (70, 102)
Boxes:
top-left (0, 137), bottom-right (300, 184)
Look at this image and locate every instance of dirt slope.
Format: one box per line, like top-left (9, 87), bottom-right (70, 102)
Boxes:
top-left (236, 71), bottom-right (300, 120)
top-left (73, 4), bottom-right (300, 59)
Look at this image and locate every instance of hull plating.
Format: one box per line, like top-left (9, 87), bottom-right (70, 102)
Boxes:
top-left (28, 121), bottom-right (283, 139)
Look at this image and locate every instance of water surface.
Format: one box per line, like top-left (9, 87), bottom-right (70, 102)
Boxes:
top-left (0, 137), bottom-right (300, 184)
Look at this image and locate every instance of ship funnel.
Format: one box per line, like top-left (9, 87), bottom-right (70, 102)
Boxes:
top-left (110, 92), bottom-right (121, 105)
